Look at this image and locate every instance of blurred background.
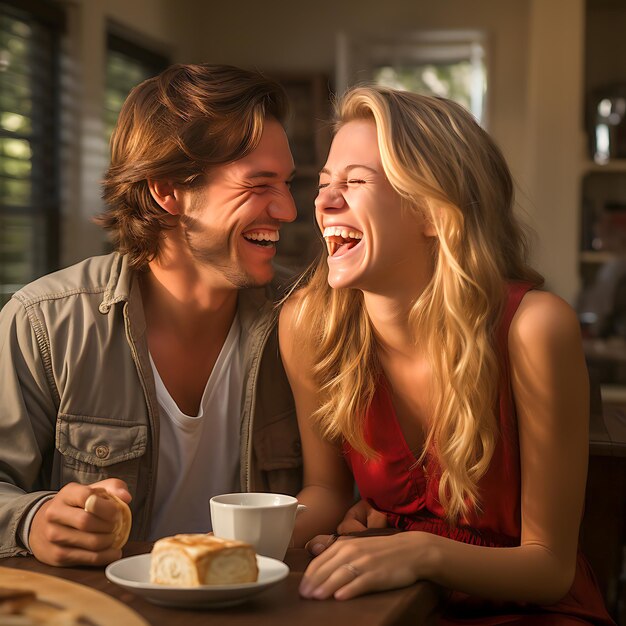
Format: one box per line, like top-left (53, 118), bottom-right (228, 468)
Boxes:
top-left (0, 0), bottom-right (584, 300)
top-left (0, 0), bottom-right (625, 621)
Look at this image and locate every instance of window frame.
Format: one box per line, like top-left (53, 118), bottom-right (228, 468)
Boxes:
top-left (336, 29), bottom-right (490, 127)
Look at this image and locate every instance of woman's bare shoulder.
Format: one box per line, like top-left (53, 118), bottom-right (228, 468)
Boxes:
top-left (278, 288), bottom-right (315, 366)
top-left (509, 289), bottom-right (582, 350)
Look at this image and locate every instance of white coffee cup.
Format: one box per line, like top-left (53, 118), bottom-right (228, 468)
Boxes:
top-left (210, 493), bottom-right (306, 561)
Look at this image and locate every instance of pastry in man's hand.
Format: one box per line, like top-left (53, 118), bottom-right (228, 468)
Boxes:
top-left (150, 534), bottom-right (259, 586)
top-left (83, 487), bottom-right (132, 549)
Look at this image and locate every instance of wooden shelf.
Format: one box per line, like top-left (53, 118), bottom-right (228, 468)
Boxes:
top-left (584, 336), bottom-right (626, 363)
top-left (580, 250), bottom-right (622, 263)
top-left (583, 159), bottom-right (626, 173)
top-left (601, 384), bottom-right (626, 405)
top-left (579, 169), bottom-right (626, 278)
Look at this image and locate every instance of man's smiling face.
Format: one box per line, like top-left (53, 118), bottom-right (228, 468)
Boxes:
top-left (177, 117), bottom-right (296, 288)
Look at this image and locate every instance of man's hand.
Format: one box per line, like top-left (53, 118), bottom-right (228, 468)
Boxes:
top-left (29, 478), bottom-right (131, 567)
top-left (337, 499), bottom-right (387, 534)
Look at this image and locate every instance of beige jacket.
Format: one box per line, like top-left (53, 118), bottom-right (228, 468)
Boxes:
top-left (0, 253), bottom-right (302, 556)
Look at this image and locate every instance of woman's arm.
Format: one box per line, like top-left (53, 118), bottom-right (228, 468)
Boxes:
top-left (507, 289), bottom-right (588, 599)
top-left (300, 291), bottom-right (589, 603)
top-left (278, 298), bottom-right (355, 548)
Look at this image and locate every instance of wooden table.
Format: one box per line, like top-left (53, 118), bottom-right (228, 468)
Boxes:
top-left (0, 542), bottom-right (443, 626)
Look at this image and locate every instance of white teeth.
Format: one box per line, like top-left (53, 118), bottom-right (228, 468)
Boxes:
top-left (243, 230), bottom-right (279, 242)
top-left (322, 226), bottom-right (363, 239)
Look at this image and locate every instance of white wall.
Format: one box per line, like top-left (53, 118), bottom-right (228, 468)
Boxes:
top-left (525, 0), bottom-right (585, 302)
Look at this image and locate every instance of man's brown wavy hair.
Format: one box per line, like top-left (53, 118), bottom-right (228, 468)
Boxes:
top-left (97, 63), bottom-right (289, 269)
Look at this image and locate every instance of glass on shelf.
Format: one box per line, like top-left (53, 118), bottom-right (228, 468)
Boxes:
top-left (589, 84), bottom-right (626, 164)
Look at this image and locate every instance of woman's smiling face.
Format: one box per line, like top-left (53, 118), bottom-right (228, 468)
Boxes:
top-left (315, 119), bottom-right (434, 294)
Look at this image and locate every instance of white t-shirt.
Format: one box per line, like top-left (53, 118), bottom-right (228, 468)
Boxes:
top-left (148, 316), bottom-right (242, 540)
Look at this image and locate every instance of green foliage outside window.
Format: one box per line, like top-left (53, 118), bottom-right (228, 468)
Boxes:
top-left (375, 63), bottom-right (477, 107)
top-left (0, 11), bottom-right (37, 306)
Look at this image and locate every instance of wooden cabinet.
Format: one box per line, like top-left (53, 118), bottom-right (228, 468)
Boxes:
top-left (580, 164), bottom-right (626, 289)
top-left (273, 74), bottom-right (333, 271)
top-left (579, 4), bottom-right (626, 621)
top-left (581, 1), bottom-right (626, 281)
top-left (579, 3), bottom-right (626, 362)
top-left (582, 381), bottom-right (626, 622)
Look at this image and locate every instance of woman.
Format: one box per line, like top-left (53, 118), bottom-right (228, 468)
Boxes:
top-left (281, 86), bottom-right (615, 624)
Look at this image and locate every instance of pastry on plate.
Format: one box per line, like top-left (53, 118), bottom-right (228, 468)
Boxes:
top-left (150, 534), bottom-right (258, 586)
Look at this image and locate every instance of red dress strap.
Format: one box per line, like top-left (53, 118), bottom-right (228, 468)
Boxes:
top-left (496, 281), bottom-right (534, 358)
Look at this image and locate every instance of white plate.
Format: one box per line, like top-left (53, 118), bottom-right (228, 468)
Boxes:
top-left (105, 553), bottom-right (289, 608)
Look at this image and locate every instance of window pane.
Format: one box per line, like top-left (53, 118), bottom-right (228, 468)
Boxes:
top-left (104, 36), bottom-right (169, 142)
top-left (373, 58), bottom-right (486, 124)
top-left (1, 111), bottom-right (31, 133)
top-left (0, 155), bottom-right (31, 178)
top-left (0, 215), bottom-right (36, 306)
top-left (0, 4), bottom-right (62, 306)
top-left (0, 178), bottom-right (31, 206)
top-left (344, 31), bottom-right (487, 125)
top-left (0, 137), bottom-right (31, 159)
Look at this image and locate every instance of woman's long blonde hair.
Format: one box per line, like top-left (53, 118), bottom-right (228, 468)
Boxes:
top-left (293, 87), bottom-right (543, 523)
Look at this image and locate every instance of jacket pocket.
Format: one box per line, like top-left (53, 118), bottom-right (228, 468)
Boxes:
top-left (55, 413), bottom-right (147, 493)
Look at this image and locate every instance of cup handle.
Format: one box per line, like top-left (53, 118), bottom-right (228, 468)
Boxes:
top-left (296, 504), bottom-right (307, 515)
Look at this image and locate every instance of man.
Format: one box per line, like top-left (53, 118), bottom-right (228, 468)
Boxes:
top-left (0, 64), bottom-right (302, 567)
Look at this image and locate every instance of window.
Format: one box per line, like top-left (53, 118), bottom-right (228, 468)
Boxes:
top-left (336, 30), bottom-right (488, 125)
top-left (0, 0), bottom-right (64, 307)
top-left (105, 32), bottom-right (169, 142)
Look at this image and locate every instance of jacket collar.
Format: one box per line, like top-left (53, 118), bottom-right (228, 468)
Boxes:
top-left (99, 252), bottom-right (289, 335)
top-left (98, 253), bottom-right (133, 314)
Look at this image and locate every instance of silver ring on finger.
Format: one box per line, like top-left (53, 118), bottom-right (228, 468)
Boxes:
top-left (341, 562), bottom-right (360, 579)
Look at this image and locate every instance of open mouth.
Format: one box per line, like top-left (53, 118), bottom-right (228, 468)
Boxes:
top-left (242, 229), bottom-right (279, 247)
top-left (323, 226), bottom-right (363, 257)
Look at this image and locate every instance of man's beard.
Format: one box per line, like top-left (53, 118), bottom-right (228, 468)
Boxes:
top-left (180, 214), bottom-right (271, 289)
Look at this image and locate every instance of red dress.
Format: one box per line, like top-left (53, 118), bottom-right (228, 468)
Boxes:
top-left (343, 282), bottom-right (616, 625)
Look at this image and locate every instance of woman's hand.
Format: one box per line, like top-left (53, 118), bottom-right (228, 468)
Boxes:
top-left (300, 532), bottom-right (428, 600)
top-left (337, 499), bottom-right (388, 534)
